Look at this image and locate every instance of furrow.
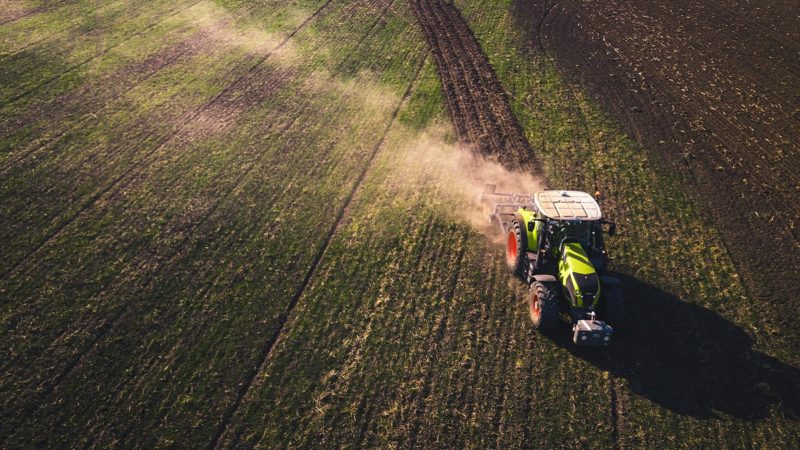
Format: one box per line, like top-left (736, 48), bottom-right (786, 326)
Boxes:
top-left (408, 0), bottom-right (539, 173)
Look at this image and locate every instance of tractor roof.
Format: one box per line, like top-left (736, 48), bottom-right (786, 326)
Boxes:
top-left (534, 191), bottom-right (603, 221)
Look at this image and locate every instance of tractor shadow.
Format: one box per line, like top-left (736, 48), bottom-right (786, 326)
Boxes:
top-left (546, 274), bottom-right (800, 420)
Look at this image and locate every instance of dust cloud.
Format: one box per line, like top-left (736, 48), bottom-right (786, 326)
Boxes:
top-left (395, 125), bottom-right (546, 238)
top-left (302, 69), bottom-right (400, 118)
top-left (187, 1), bottom-right (299, 62)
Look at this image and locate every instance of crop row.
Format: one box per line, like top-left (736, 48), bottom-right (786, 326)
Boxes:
top-left (454, 0), bottom-right (799, 447)
top-left (2, 0), bottom-right (429, 446)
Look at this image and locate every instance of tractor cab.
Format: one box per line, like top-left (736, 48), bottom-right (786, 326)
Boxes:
top-left (553, 219), bottom-right (594, 251)
top-left (531, 191), bottom-right (611, 273)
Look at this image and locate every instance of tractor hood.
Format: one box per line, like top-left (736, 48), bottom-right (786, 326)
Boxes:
top-left (558, 242), bottom-right (600, 308)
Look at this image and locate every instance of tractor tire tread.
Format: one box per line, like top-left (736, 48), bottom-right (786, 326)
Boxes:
top-left (531, 281), bottom-right (560, 331)
top-left (507, 220), bottom-right (526, 279)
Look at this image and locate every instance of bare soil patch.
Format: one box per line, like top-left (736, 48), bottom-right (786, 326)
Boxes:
top-left (513, 0), bottom-right (800, 359)
top-left (408, 0), bottom-right (540, 174)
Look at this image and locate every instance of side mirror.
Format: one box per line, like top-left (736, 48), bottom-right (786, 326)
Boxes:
top-left (527, 221), bottom-right (535, 232)
top-left (608, 222), bottom-right (617, 236)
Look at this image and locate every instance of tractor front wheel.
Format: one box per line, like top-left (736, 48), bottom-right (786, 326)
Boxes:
top-left (529, 281), bottom-right (560, 331)
top-left (506, 220), bottom-right (526, 278)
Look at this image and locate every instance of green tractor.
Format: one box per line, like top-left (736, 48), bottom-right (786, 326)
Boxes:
top-left (484, 187), bottom-right (624, 346)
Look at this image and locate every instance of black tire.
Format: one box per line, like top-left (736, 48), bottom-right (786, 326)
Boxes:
top-left (600, 283), bottom-right (625, 327)
top-left (505, 220), bottom-right (526, 278)
top-left (529, 281), bottom-right (561, 331)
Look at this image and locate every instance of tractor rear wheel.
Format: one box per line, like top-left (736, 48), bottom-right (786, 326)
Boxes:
top-left (600, 283), bottom-right (625, 327)
top-left (529, 281), bottom-right (560, 331)
top-left (506, 220), bottom-right (526, 278)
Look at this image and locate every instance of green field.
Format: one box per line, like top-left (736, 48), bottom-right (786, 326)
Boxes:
top-left (2, 0), bottom-right (798, 447)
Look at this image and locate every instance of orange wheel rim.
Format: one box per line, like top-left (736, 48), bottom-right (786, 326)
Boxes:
top-left (531, 291), bottom-right (541, 319)
top-left (507, 231), bottom-right (517, 264)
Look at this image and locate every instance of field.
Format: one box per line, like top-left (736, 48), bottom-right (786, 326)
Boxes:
top-left (514, 0), bottom-right (800, 359)
top-left (1, 0), bottom-right (799, 448)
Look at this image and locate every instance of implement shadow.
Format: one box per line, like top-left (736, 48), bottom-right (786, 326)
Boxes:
top-left (547, 274), bottom-right (800, 420)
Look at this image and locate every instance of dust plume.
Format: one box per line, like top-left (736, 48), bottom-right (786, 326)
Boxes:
top-left (301, 69), bottom-right (399, 118)
top-left (394, 124), bottom-right (546, 239)
top-left (186, 1), bottom-right (299, 62)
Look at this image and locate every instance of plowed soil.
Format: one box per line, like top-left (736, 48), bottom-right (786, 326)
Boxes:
top-left (3, 0), bottom-right (799, 447)
top-left (513, 0), bottom-right (800, 357)
top-left (409, 0), bottom-right (539, 173)
top-left (413, 0), bottom-right (800, 441)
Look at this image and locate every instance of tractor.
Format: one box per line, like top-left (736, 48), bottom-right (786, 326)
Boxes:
top-left (483, 186), bottom-right (624, 346)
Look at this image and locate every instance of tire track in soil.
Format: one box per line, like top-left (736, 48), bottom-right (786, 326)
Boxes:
top-left (238, 0), bottom-right (406, 440)
top-left (1, 21), bottom-right (297, 278)
top-left (1, 0), bottom-right (390, 346)
top-left (210, 52), bottom-right (429, 450)
top-left (42, 62), bottom-right (360, 444)
top-left (0, 0), bottom-right (334, 282)
top-left (608, 375), bottom-right (620, 449)
top-left (408, 0), bottom-right (542, 175)
top-left (0, 0), bottom-right (205, 107)
top-left (406, 2), bottom-right (563, 444)
top-left (1, 0), bottom-right (292, 166)
top-left (410, 1), bottom-right (625, 445)
top-left (535, 4), bottom-right (623, 440)
top-left (333, 0), bottom-right (400, 73)
top-left (1, 1), bottom-right (346, 432)
top-left (70, 102), bottom-right (315, 448)
top-left (1, 0), bottom-right (395, 404)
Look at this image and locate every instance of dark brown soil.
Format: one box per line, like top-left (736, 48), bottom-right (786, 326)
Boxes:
top-left (408, 0), bottom-right (800, 433)
top-left (512, 0), bottom-right (800, 361)
top-left (408, 0), bottom-right (541, 175)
